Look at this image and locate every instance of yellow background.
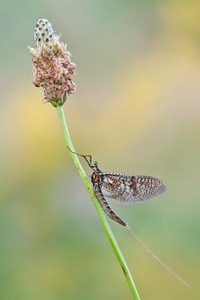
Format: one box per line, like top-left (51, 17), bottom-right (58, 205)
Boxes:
top-left (0, 1), bottom-right (199, 299)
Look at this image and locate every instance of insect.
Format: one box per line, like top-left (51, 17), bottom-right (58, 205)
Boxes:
top-left (68, 148), bottom-right (167, 227)
top-left (67, 147), bottom-right (190, 287)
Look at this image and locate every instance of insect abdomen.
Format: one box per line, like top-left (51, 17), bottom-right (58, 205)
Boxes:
top-left (94, 184), bottom-right (127, 227)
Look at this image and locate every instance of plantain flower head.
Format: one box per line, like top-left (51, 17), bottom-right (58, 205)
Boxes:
top-left (29, 17), bottom-right (76, 106)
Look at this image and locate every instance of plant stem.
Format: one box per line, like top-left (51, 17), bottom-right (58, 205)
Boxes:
top-left (57, 105), bottom-right (141, 300)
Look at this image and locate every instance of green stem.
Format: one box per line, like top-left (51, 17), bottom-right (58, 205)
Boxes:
top-left (57, 105), bottom-right (140, 300)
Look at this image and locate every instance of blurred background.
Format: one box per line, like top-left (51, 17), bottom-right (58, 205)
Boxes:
top-left (0, 0), bottom-right (199, 299)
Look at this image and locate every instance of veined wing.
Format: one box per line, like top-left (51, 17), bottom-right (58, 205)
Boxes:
top-left (100, 173), bottom-right (167, 204)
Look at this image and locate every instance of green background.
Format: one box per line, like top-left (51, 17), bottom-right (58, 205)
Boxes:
top-left (0, 0), bottom-right (199, 299)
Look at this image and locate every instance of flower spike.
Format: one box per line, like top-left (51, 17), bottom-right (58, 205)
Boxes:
top-left (29, 17), bottom-right (76, 106)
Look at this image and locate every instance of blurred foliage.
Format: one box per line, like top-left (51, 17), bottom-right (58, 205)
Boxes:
top-left (0, 0), bottom-right (199, 299)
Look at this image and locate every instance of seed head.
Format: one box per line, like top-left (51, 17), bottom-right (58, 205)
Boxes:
top-left (34, 17), bottom-right (59, 47)
top-left (29, 17), bottom-right (76, 106)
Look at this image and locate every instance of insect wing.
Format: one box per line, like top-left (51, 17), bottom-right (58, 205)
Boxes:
top-left (100, 173), bottom-right (167, 204)
top-left (134, 175), bottom-right (167, 201)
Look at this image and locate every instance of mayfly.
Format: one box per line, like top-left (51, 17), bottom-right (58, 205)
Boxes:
top-left (68, 147), bottom-right (167, 226)
top-left (67, 147), bottom-right (190, 288)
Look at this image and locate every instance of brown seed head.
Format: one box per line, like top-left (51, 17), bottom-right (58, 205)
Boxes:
top-left (29, 17), bottom-right (76, 106)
